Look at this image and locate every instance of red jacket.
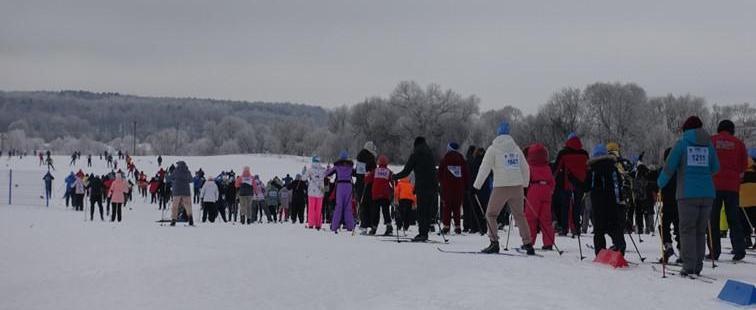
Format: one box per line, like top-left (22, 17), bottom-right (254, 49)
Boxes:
top-left (526, 144), bottom-right (555, 203)
top-left (555, 136), bottom-right (589, 191)
top-left (366, 165), bottom-right (393, 201)
top-left (438, 151), bottom-right (469, 199)
top-left (712, 132), bottom-right (748, 192)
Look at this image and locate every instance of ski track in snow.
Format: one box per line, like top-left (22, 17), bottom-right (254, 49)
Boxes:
top-left (0, 155), bottom-right (754, 310)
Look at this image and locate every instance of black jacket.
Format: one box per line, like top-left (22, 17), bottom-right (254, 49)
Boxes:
top-left (354, 149), bottom-right (377, 194)
top-left (394, 142), bottom-right (438, 193)
top-left (288, 180), bottom-right (308, 204)
top-left (87, 177), bottom-right (104, 200)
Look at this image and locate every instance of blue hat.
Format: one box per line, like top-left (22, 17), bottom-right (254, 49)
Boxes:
top-left (592, 144), bottom-right (608, 157)
top-left (749, 148), bottom-right (756, 159)
top-left (497, 121), bottom-right (510, 135)
top-left (338, 150), bottom-right (348, 161)
top-left (567, 132), bottom-right (577, 140)
top-left (447, 142), bottom-right (459, 152)
top-left (312, 155), bottom-right (320, 163)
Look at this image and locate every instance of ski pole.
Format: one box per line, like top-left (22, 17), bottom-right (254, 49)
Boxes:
top-left (435, 195), bottom-right (449, 243)
top-left (467, 191), bottom-right (486, 236)
top-left (657, 191), bottom-right (666, 278)
top-left (523, 197), bottom-right (564, 255)
top-left (627, 230), bottom-right (646, 262)
top-left (504, 210), bottom-right (512, 251)
top-left (474, 195), bottom-right (500, 248)
top-left (570, 193), bottom-right (586, 260)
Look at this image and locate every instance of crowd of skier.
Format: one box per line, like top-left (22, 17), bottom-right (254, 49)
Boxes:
top-left (39, 116), bottom-right (756, 278)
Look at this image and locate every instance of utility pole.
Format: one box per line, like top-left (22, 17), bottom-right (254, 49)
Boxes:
top-left (132, 121), bottom-right (137, 155)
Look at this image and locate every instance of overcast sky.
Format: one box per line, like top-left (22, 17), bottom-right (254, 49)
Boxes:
top-left (1, 0), bottom-right (754, 113)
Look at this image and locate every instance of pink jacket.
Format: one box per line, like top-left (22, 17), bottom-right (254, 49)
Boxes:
top-left (109, 178), bottom-right (128, 204)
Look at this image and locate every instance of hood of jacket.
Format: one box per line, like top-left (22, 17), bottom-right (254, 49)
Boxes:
top-left (241, 166), bottom-right (252, 178)
top-left (526, 143), bottom-right (549, 166)
top-left (683, 128), bottom-right (711, 146)
top-left (565, 136), bottom-right (583, 151)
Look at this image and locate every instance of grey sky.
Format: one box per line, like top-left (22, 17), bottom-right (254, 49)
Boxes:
top-left (1, 0), bottom-right (754, 113)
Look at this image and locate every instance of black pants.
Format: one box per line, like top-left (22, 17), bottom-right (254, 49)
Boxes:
top-left (358, 189), bottom-right (372, 229)
top-left (226, 198), bottom-right (237, 222)
top-left (291, 200), bottom-right (305, 224)
top-left (150, 193), bottom-right (157, 204)
top-left (591, 192), bottom-right (625, 255)
top-left (193, 189), bottom-right (201, 204)
top-left (661, 195), bottom-right (680, 246)
top-left (74, 194), bottom-right (85, 211)
top-left (159, 195), bottom-right (169, 210)
top-left (396, 199), bottom-right (416, 230)
top-left (216, 201), bottom-right (227, 222)
top-left (415, 190), bottom-right (438, 237)
top-left (90, 198), bottom-right (103, 220)
top-left (202, 202), bottom-right (219, 223)
top-left (268, 204), bottom-right (278, 222)
top-left (710, 191), bottom-right (746, 258)
top-left (559, 190), bottom-right (584, 235)
top-left (111, 203), bottom-right (122, 222)
top-left (371, 199), bottom-right (392, 228)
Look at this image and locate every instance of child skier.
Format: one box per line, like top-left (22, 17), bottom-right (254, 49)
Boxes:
top-left (265, 180), bottom-right (280, 223)
top-left (524, 144), bottom-right (556, 250)
top-left (394, 177), bottom-right (416, 234)
top-left (365, 155), bottom-right (394, 236)
top-left (304, 156), bottom-right (327, 230)
top-left (585, 144), bottom-right (626, 256)
top-left (326, 151), bottom-right (356, 233)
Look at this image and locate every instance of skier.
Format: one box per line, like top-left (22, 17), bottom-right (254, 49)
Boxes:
top-left (633, 161), bottom-right (659, 234)
top-left (304, 156), bottom-right (327, 230)
top-left (253, 175), bottom-right (267, 223)
top-left (324, 151), bottom-right (355, 233)
top-left (64, 172), bottom-right (76, 207)
top-left (606, 142), bottom-right (635, 234)
top-left (168, 161), bottom-right (194, 226)
top-left (657, 116), bottom-right (720, 276)
top-left (192, 172), bottom-right (205, 204)
top-left (365, 154), bottom-right (394, 235)
top-left (740, 148), bottom-right (756, 249)
top-left (38, 152), bottom-right (44, 166)
top-left (288, 174), bottom-right (308, 224)
top-left (87, 174), bottom-right (105, 221)
top-left (524, 143), bottom-right (557, 250)
top-left (235, 166), bottom-right (255, 225)
top-left (157, 155), bottom-right (163, 167)
top-left (73, 171), bottom-right (86, 211)
top-left (469, 147), bottom-right (491, 235)
top-left (393, 137), bottom-right (439, 242)
top-left (660, 147), bottom-right (681, 262)
top-left (87, 154), bottom-right (92, 167)
top-left (355, 141), bottom-right (378, 233)
top-left (279, 185), bottom-right (292, 223)
top-left (225, 173), bottom-right (238, 223)
top-left (585, 144), bottom-right (626, 255)
top-left (265, 180), bottom-right (280, 222)
top-left (200, 176), bottom-right (221, 223)
top-left (554, 133), bottom-right (589, 236)
top-left (473, 121), bottom-right (535, 255)
top-left (394, 177), bottom-right (416, 233)
top-left (709, 120), bottom-right (749, 261)
top-left (42, 171), bottom-right (54, 201)
top-left (438, 142), bottom-right (469, 235)
top-left (283, 174), bottom-right (293, 187)
top-left (107, 173), bottom-right (129, 222)
top-left (462, 145), bottom-right (477, 233)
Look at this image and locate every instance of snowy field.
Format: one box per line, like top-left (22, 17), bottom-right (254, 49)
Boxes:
top-left (1, 155), bottom-right (754, 310)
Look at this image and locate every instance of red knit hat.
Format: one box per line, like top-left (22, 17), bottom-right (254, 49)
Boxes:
top-left (682, 116), bottom-right (703, 131)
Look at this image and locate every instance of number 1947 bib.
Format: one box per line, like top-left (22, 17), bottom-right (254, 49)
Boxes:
top-left (687, 146), bottom-right (709, 167)
top-left (355, 162), bottom-right (367, 175)
top-left (503, 153), bottom-right (520, 170)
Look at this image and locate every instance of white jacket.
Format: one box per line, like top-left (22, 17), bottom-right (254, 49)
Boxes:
top-left (200, 181), bottom-right (219, 202)
top-left (473, 135), bottom-right (530, 189)
top-left (305, 163), bottom-right (326, 197)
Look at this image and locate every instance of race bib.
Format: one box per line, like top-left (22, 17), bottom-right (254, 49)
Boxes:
top-left (687, 146), bottom-right (709, 167)
top-left (448, 165), bottom-right (462, 178)
top-left (356, 162), bottom-right (367, 175)
top-left (375, 168), bottom-right (390, 179)
top-left (503, 153), bottom-right (520, 170)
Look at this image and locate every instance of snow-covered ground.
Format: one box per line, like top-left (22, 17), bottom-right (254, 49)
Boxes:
top-left (0, 155), bottom-right (754, 310)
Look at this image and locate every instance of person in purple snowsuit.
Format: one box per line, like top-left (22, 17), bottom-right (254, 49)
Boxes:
top-left (326, 151), bottom-right (355, 233)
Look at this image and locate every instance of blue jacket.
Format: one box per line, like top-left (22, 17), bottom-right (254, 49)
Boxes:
top-left (658, 128), bottom-right (720, 200)
top-left (192, 175), bottom-right (204, 190)
top-left (64, 173), bottom-right (76, 189)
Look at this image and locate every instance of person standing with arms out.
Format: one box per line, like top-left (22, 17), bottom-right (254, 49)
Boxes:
top-left (473, 121), bottom-right (535, 255)
top-left (657, 116), bottom-right (720, 276)
top-left (326, 151), bottom-right (356, 233)
top-left (554, 133), bottom-right (589, 236)
top-left (108, 173), bottom-right (129, 222)
top-left (438, 142), bottom-right (469, 235)
top-left (87, 174), bottom-right (105, 221)
top-left (168, 161), bottom-right (194, 226)
top-left (524, 143), bottom-right (557, 250)
top-left (305, 156), bottom-right (327, 230)
top-left (393, 137), bottom-right (439, 242)
top-left (355, 142), bottom-right (378, 233)
top-left (709, 120), bottom-right (749, 261)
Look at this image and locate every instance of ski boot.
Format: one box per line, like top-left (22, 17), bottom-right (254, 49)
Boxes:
top-left (188, 216), bottom-right (194, 226)
top-left (441, 227), bottom-right (450, 235)
top-left (411, 234), bottom-right (428, 242)
top-left (454, 227), bottom-right (462, 235)
top-left (368, 227), bottom-right (377, 235)
top-left (481, 241), bottom-right (500, 254)
top-left (382, 225), bottom-right (393, 236)
top-left (170, 220), bottom-right (176, 227)
top-left (521, 243), bottom-right (536, 255)
top-left (662, 243), bottom-right (675, 263)
top-left (542, 245), bottom-right (553, 251)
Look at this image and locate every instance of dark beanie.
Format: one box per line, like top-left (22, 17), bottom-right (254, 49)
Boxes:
top-left (717, 120), bottom-right (735, 134)
top-left (682, 116), bottom-right (703, 131)
top-left (413, 136), bottom-right (426, 147)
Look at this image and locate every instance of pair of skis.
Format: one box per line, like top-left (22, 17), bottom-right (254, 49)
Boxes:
top-left (436, 247), bottom-right (544, 257)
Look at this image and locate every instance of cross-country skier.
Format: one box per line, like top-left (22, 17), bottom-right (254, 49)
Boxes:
top-left (305, 156), bottom-right (327, 230)
top-left (657, 116), bottom-right (720, 276)
top-left (394, 177), bottom-right (416, 233)
top-left (108, 173), bottom-right (129, 222)
top-left (524, 143), bottom-right (556, 250)
top-left (365, 154), bottom-right (394, 236)
top-left (393, 137), bottom-right (439, 242)
top-left (554, 133), bottom-right (589, 236)
top-left (355, 142), bottom-right (378, 233)
top-left (473, 121), bottom-right (535, 255)
top-left (325, 151), bottom-right (355, 233)
top-left (168, 161), bottom-right (194, 226)
top-left (42, 171), bottom-right (54, 201)
top-left (235, 167), bottom-right (254, 225)
top-left (585, 144), bottom-right (625, 255)
top-left (288, 174), bottom-right (308, 224)
top-left (438, 142), bottom-right (469, 235)
top-left (200, 176), bottom-right (221, 223)
top-left (740, 148), bottom-right (756, 249)
top-left (87, 174), bottom-right (105, 221)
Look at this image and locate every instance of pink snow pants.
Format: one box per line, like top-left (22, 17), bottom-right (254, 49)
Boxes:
top-left (307, 196), bottom-right (324, 229)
